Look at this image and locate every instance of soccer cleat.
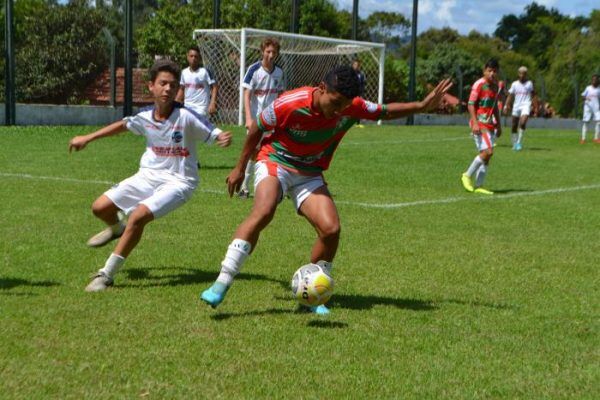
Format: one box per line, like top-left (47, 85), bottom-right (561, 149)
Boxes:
top-left (85, 272), bottom-right (113, 292)
top-left (514, 143), bottom-right (523, 151)
top-left (237, 189), bottom-right (250, 199)
top-left (580, 139), bottom-right (586, 144)
top-left (87, 215), bottom-right (126, 248)
top-left (594, 139), bottom-right (600, 144)
top-left (461, 173), bottom-right (474, 192)
top-left (200, 282), bottom-right (229, 308)
top-left (356, 124), bottom-right (365, 129)
top-left (310, 304), bottom-right (331, 315)
top-left (474, 187), bottom-right (494, 195)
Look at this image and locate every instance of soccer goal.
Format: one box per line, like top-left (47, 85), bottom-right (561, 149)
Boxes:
top-left (193, 28), bottom-right (385, 126)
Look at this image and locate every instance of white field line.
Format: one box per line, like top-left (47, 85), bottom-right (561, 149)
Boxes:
top-left (2, 172), bottom-right (599, 209)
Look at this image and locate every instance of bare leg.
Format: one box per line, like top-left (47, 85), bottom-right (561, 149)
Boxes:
top-left (91, 195), bottom-right (120, 225)
top-left (299, 186), bottom-right (341, 263)
top-left (113, 204), bottom-right (154, 258)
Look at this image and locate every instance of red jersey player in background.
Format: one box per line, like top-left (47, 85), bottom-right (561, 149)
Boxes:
top-left (461, 58), bottom-right (501, 195)
top-left (201, 65), bottom-right (452, 315)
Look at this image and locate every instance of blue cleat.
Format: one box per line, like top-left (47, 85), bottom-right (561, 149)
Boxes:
top-left (514, 143), bottom-right (523, 151)
top-left (310, 304), bottom-right (331, 315)
top-left (200, 282), bottom-right (229, 308)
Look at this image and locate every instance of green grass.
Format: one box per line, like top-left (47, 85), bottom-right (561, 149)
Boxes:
top-left (0, 124), bottom-right (598, 399)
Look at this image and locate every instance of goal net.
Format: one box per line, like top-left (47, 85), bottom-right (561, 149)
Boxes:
top-left (194, 28), bottom-right (385, 126)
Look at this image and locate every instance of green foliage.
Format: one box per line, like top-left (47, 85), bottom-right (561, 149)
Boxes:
top-left (382, 56), bottom-right (409, 103)
top-left (298, 0), bottom-right (345, 37)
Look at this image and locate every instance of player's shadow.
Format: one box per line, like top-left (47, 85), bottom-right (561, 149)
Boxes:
top-left (200, 164), bottom-right (236, 170)
top-left (0, 277), bottom-right (60, 295)
top-left (210, 308), bottom-right (294, 321)
top-left (121, 266), bottom-right (281, 288)
top-left (331, 293), bottom-right (436, 311)
top-left (491, 188), bottom-right (533, 194)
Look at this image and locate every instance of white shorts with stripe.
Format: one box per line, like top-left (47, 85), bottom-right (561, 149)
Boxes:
top-left (512, 103), bottom-right (531, 117)
top-left (254, 160), bottom-right (325, 211)
top-left (104, 168), bottom-right (195, 219)
top-left (472, 131), bottom-right (494, 152)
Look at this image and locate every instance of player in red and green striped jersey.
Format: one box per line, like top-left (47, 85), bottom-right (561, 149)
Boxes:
top-left (461, 58), bottom-right (502, 195)
top-left (201, 65), bottom-right (452, 314)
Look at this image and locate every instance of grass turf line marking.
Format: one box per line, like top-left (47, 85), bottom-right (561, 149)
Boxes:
top-left (3, 172), bottom-right (599, 209)
top-left (0, 172), bottom-right (224, 195)
top-left (336, 184), bottom-right (600, 209)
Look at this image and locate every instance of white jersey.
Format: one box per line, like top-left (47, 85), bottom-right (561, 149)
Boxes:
top-left (242, 61), bottom-right (285, 119)
top-left (123, 105), bottom-right (222, 187)
top-left (180, 67), bottom-right (216, 115)
top-left (508, 80), bottom-right (534, 108)
top-left (582, 85), bottom-right (600, 111)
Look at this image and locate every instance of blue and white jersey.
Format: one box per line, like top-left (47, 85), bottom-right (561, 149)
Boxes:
top-left (123, 105), bottom-right (222, 186)
top-left (180, 66), bottom-right (217, 115)
top-left (242, 61), bottom-right (285, 119)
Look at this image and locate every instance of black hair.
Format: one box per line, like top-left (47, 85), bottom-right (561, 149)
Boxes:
top-left (148, 59), bottom-right (181, 82)
top-left (324, 65), bottom-right (361, 99)
top-left (188, 45), bottom-right (200, 54)
top-left (485, 58), bottom-right (499, 70)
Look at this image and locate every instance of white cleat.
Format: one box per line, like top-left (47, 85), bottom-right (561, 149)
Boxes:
top-left (85, 272), bottom-right (113, 292)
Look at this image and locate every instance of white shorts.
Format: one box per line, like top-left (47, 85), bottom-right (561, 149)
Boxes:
top-left (472, 131), bottom-right (494, 152)
top-left (104, 169), bottom-right (195, 219)
top-left (583, 105), bottom-right (600, 122)
top-left (512, 103), bottom-right (531, 117)
top-left (254, 161), bottom-right (325, 211)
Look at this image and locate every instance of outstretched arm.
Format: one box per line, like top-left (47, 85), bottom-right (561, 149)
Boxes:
top-left (68, 120), bottom-right (127, 152)
top-left (225, 119), bottom-right (263, 196)
top-left (382, 79), bottom-right (453, 120)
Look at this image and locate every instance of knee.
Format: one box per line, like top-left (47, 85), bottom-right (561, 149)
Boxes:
top-left (91, 198), bottom-right (110, 218)
top-left (127, 207), bottom-right (153, 229)
top-left (249, 205), bottom-right (277, 227)
top-left (319, 220), bottom-right (341, 241)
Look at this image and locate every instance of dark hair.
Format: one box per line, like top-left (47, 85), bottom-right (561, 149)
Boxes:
top-left (260, 37), bottom-right (280, 53)
top-left (593, 74), bottom-right (599, 79)
top-left (324, 65), bottom-right (361, 99)
top-left (188, 45), bottom-right (200, 54)
top-left (148, 59), bottom-right (181, 82)
top-left (485, 58), bottom-right (499, 70)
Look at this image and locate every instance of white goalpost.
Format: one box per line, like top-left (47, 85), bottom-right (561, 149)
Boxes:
top-left (193, 28), bottom-right (385, 126)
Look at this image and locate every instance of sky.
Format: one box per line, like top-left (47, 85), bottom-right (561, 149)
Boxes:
top-left (337, 0), bottom-right (598, 35)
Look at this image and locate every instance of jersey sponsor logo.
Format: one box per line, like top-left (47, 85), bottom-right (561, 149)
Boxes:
top-left (185, 83), bottom-right (205, 89)
top-left (172, 131), bottom-right (183, 143)
top-left (276, 149), bottom-right (323, 164)
top-left (262, 103), bottom-right (277, 126)
top-left (364, 101), bottom-right (378, 113)
top-left (151, 146), bottom-right (190, 157)
top-left (253, 88), bottom-right (280, 96)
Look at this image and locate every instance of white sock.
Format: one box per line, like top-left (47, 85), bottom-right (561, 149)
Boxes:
top-left (517, 128), bottom-right (524, 144)
top-left (582, 122), bottom-right (588, 141)
top-left (241, 160), bottom-right (255, 192)
top-left (475, 164), bottom-right (487, 187)
top-left (216, 239), bottom-right (252, 286)
top-left (99, 253), bottom-right (125, 278)
top-left (595, 122), bottom-right (600, 140)
top-left (465, 156), bottom-right (483, 177)
top-left (511, 132), bottom-right (518, 145)
top-left (316, 260), bottom-right (333, 275)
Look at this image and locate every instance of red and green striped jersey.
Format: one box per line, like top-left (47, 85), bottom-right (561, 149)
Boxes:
top-left (256, 87), bottom-right (386, 174)
top-left (468, 77), bottom-right (499, 125)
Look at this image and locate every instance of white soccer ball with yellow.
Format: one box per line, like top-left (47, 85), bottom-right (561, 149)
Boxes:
top-left (291, 263), bottom-right (334, 307)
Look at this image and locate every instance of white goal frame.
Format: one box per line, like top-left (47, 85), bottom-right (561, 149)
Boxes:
top-left (193, 28), bottom-right (385, 126)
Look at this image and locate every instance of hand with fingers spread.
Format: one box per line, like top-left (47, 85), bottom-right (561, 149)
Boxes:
top-left (420, 79), bottom-right (454, 112)
top-left (216, 131), bottom-right (232, 147)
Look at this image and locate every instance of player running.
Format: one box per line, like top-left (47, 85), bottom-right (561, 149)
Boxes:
top-left (238, 38), bottom-right (285, 199)
top-left (200, 65), bottom-right (452, 314)
top-left (69, 60), bottom-right (232, 292)
top-left (580, 74), bottom-right (600, 144)
top-left (461, 59), bottom-right (501, 195)
top-left (176, 46), bottom-right (219, 117)
top-left (504, 66), bottom-right (536, 151)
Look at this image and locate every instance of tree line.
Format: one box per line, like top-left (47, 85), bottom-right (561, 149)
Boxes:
top-left (0, 0), bottom-right (597, 117)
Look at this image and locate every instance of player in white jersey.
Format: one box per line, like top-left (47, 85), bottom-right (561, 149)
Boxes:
top-left (580, 74), bottom-right (600, 144)
top-left (504, 66), bottom-right (536, 151)
top-left (176, 46), bottom-right (218, 117)
top-left (68, 60), bottom-right (232, 292)
top-left (238, 38), bottom-right (285, 199)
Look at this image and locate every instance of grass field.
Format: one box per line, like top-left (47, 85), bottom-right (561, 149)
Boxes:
top-left (0, 124), bottom-right (598, 399)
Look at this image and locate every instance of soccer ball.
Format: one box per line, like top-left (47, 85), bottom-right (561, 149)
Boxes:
top-left (290, 263), bottom-right (334, 307)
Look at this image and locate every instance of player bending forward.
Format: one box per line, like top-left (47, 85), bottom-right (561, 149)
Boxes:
top-left (461, 59), bottom-right (502, 195)
top-left (504, 66), bottom-right (536, 151)
top-left (580, 74), bottom-right (600, 144)
top-left (69, 60), bottom-right (232, 292)
top-left (238, 37), bottom-right (285, 199)
top-left (201, 65), bottom-right (451, 314)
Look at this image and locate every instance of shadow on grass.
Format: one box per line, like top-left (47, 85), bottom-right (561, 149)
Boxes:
top-left (200, 164), bottom-right (236, 170)
top-left (330, 293), bottom-right (436, 311)
top-left (307, 320), bottom-right (348, 329)
top-left (210, 308), bottom-right (293, 321)
top-left (491, 188), bottom-right (533, 194)
top-left (0, 277), bottom-right (60, 291)
top-left (121, 266), bottom-right (282, 288)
